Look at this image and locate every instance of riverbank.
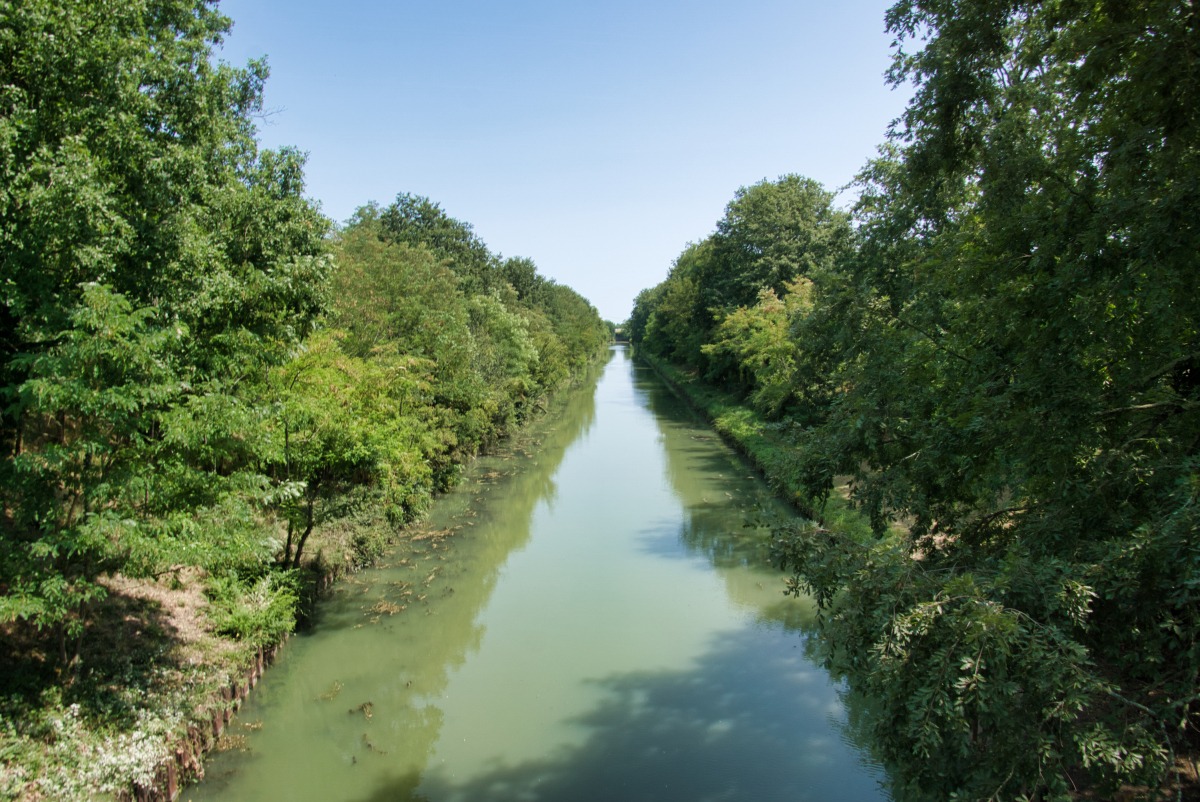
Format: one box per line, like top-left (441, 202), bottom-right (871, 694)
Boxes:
top-left (182, 343), bottom-right (891, 802)
top-left (0, 350), bottom-right (612, 802)
top-left (639, 351), bottom-right (1200, 802)
top-left (636, 351), bottom-right (873, 541)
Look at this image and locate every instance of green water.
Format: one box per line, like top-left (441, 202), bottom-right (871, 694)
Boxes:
top-left (190, 346), bottom-right (890, 802)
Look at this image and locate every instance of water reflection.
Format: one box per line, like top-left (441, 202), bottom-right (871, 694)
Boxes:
top-left (191, 346), bottom-right (890, 802)
top-left (358, 627), bottom-right (876, 802)
top-left (192, 355), bottom-right (610, 800)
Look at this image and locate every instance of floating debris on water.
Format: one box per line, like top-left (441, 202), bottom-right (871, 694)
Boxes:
top-left (362, 733), bottom-right (388, 754)
top-left (214, 733), bottom-right (248, 752)
top-left (350, 701), bottom-right (373, 719)
top-left (315, 681), bottom-right (343, 701)
top-left (411, 528), bottom-right (453, 542)
top-left (369, 600), bottom-right (402, 616)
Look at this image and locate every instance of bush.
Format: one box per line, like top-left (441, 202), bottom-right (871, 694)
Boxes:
top-left (204, 573), bottom-right (298, 647)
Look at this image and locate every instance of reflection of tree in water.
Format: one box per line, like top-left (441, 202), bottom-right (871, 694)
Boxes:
top-left (192, 355), bottom-right (611, 800)
top-left (626, 354), bottom-right (896, 799)
top-left (354, 627), bottom-right (888, 802)
top-left (630, 362), bottom-right (781, 568)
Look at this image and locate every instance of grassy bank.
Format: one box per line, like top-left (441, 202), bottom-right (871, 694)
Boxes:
top-left (637, 350), bottom-right (874, 542)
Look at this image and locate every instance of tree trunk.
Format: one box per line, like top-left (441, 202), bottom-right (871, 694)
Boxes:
top-left (291, 495), bottom-right (316, 570)
top-left (282, 519), bottom-right (294, 566)
top-left (58, 623), bottom-right (68, 670)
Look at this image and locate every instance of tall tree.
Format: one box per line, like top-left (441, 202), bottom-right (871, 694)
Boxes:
top-left (705, 174), bottom-right (851, 312)
top-left (0, 0), bottom-right (330, 652)
top-left (378, 193), bottom-right (498, 295)
top-left (771, 0), bottom-right (1200, 797)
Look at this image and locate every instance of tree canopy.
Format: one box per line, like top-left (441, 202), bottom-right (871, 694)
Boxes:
top-left (628, 0), bottom-right (1200, 796)
top-left (0, 7), bottom-right (609, 795)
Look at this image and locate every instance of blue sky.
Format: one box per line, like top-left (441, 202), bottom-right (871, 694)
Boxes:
top-left (216, 0), bottom-right (912, 321)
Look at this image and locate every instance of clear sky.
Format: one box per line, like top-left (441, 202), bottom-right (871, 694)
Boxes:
top-left (215, 0), bottom-right (912, 322)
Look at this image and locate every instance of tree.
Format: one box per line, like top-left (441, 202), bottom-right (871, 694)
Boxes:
top-left (267, 331), bottom-right (435, 569)
top-left (0, 0), bottom-right (330, 658)
top-left (770, 0), bottom-right (1200, 797)
top-left (701, 278), bottom-right (814, 417)
top-left (378, 193), bottom-right (499, 295)
top-left (705, 175), bottom-right (851, 312)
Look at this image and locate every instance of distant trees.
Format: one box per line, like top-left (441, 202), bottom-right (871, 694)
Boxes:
top-left (705, 175), bottom-right (850, 312)
top-left (332, 197), bottom-right (608, 455)
top-left (635, 175), bottom-right (851, 401)
top-left (628, 0), bottom-right (1200, 797)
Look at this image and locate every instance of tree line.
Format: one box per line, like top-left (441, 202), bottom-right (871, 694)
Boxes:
top-left (628, 0), bottom-right (1198, 798)
top-left (0, 0), bottom-right (608, 678)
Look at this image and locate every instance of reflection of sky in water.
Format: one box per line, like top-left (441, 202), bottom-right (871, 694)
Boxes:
top-left (191, 347), bottom-right (890, 802)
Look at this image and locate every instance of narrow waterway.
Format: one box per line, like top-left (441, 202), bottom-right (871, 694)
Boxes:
top-left (191, 346), bottom-right (890, 802)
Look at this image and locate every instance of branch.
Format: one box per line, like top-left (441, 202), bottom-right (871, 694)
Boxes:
top-left (893, 316), bottom-right (973, 364)
top-left (973, 505), bottom-right (1031, 527)
top-left (1140, 352), bottom-right (1200, 388)
top-left (1098, 401), bottom-right (1196, 417)
top-left (1106, 689), bottom-right (1182, 802)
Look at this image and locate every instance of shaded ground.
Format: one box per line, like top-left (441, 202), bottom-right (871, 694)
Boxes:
top-left (0, 570), bottom-right (249, 800)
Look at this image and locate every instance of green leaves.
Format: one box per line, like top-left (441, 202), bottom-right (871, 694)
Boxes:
top-left (204, 571), bottom-right (298, 647)
top-left (0, 0), bottom-right (330, 646)
top-left (334, 199), bottom-right (608, 458)
top-left (628, 1), bottom-right (1200, 796)
top-left (708, 174), bottom-right (852, 312)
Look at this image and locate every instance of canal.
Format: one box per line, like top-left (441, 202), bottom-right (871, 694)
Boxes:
top-left (190, 345), bottom-right (890, 802)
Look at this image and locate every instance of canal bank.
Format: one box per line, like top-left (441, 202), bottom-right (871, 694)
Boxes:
top-left (186, 345), bottom-right (891, 802)
top-left (635, 350), bottom-right (874, 540)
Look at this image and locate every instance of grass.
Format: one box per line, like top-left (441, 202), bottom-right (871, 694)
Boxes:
top-left (638, 352), bottom-right (875, 543)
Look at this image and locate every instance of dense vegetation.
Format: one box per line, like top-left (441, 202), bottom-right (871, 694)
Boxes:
top-left (0, 1), bottom-right (607, 796)
top-left (629, 0), bottom-right (1199, 798)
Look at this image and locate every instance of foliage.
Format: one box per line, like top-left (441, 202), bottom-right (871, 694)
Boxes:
top-left (631, 176), bottom-right (852, 394)
top-left (377, 194), bottom-right (499, 296)
top-left (0, 0), bottom-right (330, 650)
top-left (704, 174), bottom-right (851, 313)
top-left (640, 242), bottom-right (711, 367)
top-left (0, 3), bottom-right (608, 796)
top-left (204, 572), bottom-right (298, 647)
top-left (335, 198), bottom-right (609, 458)
top-left (701, 278), bottom-right (814, 418)
top-left (628, 0), bottom-right (1200, 796)
top-left (23, 702), bottom-right (182, 799)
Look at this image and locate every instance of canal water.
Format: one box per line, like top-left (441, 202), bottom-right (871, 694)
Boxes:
top-left (190, 346), bottom-right (890, 802)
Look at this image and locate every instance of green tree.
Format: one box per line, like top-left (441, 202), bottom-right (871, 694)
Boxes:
top-left (705, 175), bottom-right (851, 312)
top-left (770, 0), bottom-right (1200, 797)
top-left (701, 277), bottom-right (813, 418)
top-left (0, 0), bottom-right (330, 660)
top-left (267, 331), bottom-right (435, 569)
top-left (378, 193), bottom-right (499, 295)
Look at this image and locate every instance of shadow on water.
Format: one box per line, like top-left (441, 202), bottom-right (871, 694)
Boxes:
top-left (193, 347), bottom-right (896, 802)
top-left (190, 354), bottom-right (613, 799)
top-left (354, 626), bottom-right (887, 802)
